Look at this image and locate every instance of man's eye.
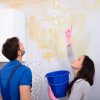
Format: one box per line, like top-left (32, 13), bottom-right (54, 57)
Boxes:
top-left (78, 58), bottom-right (80, 60)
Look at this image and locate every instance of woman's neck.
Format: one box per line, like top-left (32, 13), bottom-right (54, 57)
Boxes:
top-left (74, 69), bottom-right (80, 76)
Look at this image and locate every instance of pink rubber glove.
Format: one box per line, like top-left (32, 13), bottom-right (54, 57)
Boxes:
top-left (65, 26), bottom-right (72, 46)
top-left (48, 86), bottom-right (58, 100)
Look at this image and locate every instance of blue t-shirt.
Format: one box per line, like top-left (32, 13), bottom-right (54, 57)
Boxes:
top-left (0, 60), bottom-right (32, 100)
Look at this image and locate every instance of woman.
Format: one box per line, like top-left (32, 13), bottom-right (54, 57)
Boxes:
top-left (48, 27), bottom-right (95, 100)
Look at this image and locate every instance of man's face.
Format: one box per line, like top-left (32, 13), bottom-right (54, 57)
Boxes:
top-left (19, 41), bottom-right (25, 56)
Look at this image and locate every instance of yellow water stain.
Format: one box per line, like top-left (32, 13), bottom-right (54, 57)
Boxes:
top-left (0, 0), bottom-right (28, 8)
top-left (0, 0), bottom-right (11, 3)
top-left (28, 16), bottom-right (43, 39)
top-left (44, 16), bottom-right (60, 24)
top-left (77, 1), bottom-right (96, 10)
top-left (38, 29), bottom-right (66, 60)
top-left (0, 0), bottom-right (94, 60)
top-left (43, 52), bottom-right (55, 61)
top-left (0, 1), bottom-right (10, 7)
top-left (48, 28), bottom-right (59, 38)
top-left (28, 16), bottom-right (56, 50)
top-left (0, 0), bottom-right (45, 8)
top-left (94, 0), bottom-right (100, 9)
top-left (72, 34), bottom-right (89, 58)
top-left (68, 12), bottom-right (86, 28)
top-left (96, 0), bottom-right (100, 3)
top-left (39, 42), bottom-right (51, 50)
top-left (44, 16), bottom-right (56, 22)
top-left (54, 49), bottom-right (67, 59)
top-left (54, 44), bottom-right (66, 58)
top-left (9, 2), bottom-right (24, 8)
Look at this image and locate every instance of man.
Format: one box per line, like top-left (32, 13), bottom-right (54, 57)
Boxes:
top-left (0, 37), bottom-right (32, 100)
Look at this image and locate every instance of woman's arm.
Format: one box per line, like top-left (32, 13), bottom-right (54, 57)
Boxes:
top-left (48, 85), bottom-right (68, 100)
top-left (65, 26), bottom-right (74, 64)
top-left (48, 86), bottom-right (58, 100)
top-left (65, 26), bottom-right (75, 81)
top-left (48, 26), bottom-right (74, 100)
top-left (67, 45), bottom-right (74, 65)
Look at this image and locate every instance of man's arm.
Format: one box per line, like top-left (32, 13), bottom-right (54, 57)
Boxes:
top-left (19, 68), bottom-right (32, 100)
top-left (0, 88), bottom-right (2, 100)
top-left (0, 96), bottom-right (2, 100)
top-left (19, 85), bottom-right (31, 100)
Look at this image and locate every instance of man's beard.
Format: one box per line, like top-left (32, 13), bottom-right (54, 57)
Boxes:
top-left (21, 50), bottom-right (25, 56)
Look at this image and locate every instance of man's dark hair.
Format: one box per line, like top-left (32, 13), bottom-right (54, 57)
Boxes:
top-left (2, 37), bottom-right (19, 61)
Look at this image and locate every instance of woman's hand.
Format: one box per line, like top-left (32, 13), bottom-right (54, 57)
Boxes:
top-left (48, 86), bottom-right (58, 100)
top-left (65, 25), bottom-right (72, 46)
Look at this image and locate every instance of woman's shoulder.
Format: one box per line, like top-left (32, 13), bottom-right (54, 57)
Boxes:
top-left (72, 79), bottom-right (90, 89)
top-left (73, 79), bottom-right (91, 91)
top-left (75, 79), bottom-right (90, 86)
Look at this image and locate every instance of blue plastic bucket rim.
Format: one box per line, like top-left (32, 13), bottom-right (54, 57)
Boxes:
top-left (49, 81), bottom-right (69, 85)
top-left (45, 70), bottom-right (70, 78)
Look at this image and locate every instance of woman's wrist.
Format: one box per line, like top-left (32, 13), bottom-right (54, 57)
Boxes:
top-left (67, 38), bottom-right (71, 46)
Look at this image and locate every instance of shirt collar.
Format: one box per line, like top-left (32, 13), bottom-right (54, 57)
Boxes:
top-left (5, 60), bottom-right (22, 67)
top-left (75, 79), bottom-right (83, 83)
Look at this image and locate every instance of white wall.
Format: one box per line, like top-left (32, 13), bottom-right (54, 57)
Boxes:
top-left (41, 11), bottom-right (100, 100)
top-left (0, 5), bottom-right (100, 100)
top-left (87, 11), bottom-right (100, 100)
top-left (0, 9), bottom-right (25, 62)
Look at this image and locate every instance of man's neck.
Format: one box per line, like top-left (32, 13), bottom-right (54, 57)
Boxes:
top-left (16, 56), bottom-right (22, 62)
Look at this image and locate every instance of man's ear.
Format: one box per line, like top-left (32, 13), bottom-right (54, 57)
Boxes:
top-left (18, 50), bottom-right (21, 56)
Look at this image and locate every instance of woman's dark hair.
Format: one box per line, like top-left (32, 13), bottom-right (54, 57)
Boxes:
top-left (67, 55), bottom-right (95, 97)
top-left (2, 37), bottom-right (19, 61)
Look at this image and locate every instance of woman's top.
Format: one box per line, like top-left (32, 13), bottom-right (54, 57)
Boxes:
top-left (60, 79), bottom-right (91, 100)
top-left (59, 45), bottom-right (91, 100)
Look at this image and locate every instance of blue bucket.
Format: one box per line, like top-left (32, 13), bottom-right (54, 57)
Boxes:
top-left (45, 70), bottom-right (70, 98)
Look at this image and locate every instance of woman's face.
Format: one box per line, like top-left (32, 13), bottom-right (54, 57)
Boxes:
top-left (71, 55), bottom-right (85, 70)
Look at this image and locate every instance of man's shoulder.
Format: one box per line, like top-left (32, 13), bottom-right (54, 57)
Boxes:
top-left (20, 64), bottom-right (31, 71)
top-left (19, 64), bottom-right (32, 75)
